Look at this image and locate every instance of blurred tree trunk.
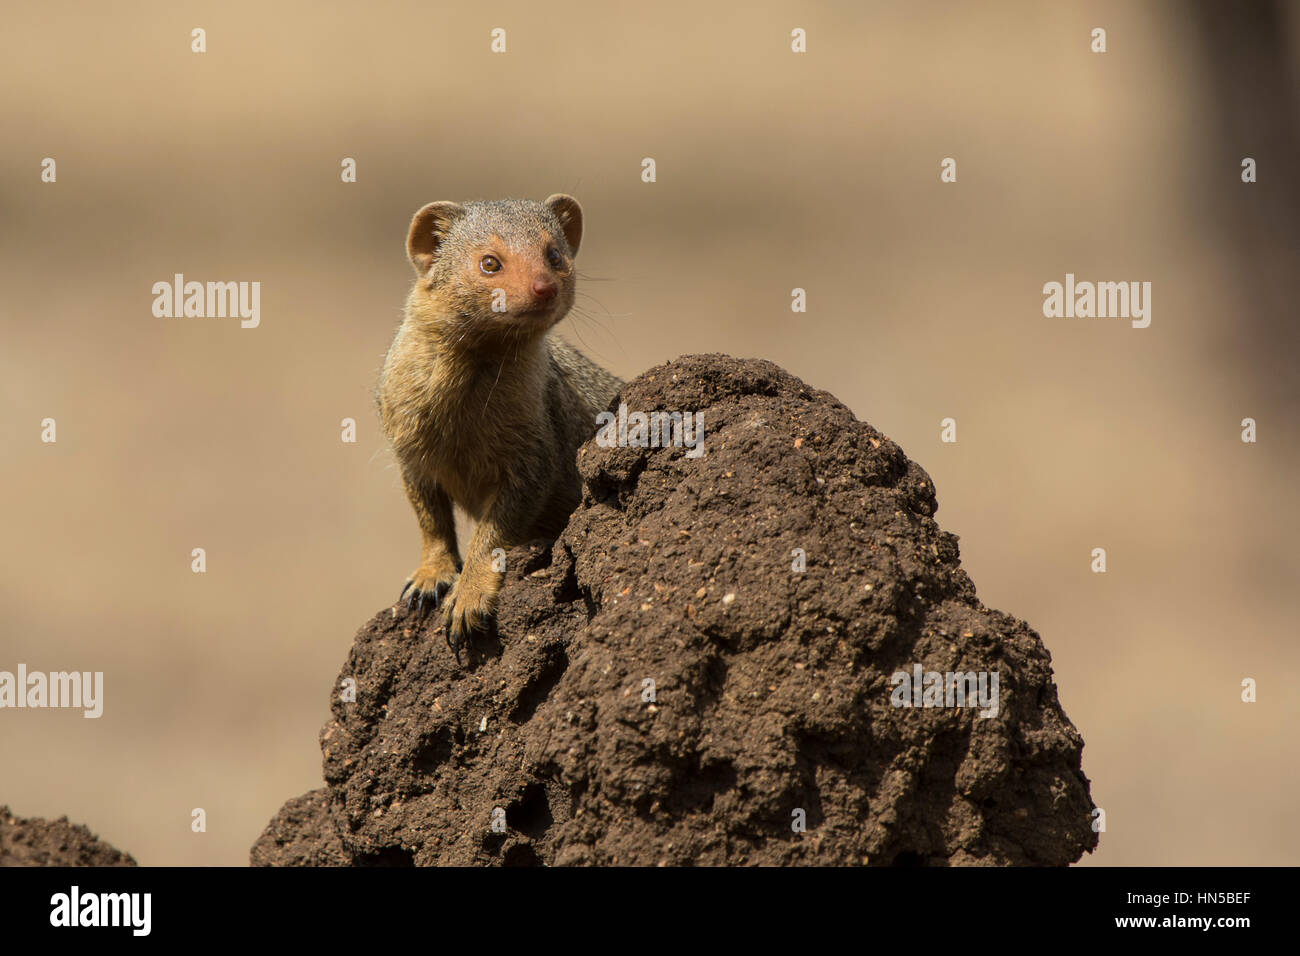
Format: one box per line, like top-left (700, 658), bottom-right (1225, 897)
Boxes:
top-left (1188, 1), bottom-right (1300, 407)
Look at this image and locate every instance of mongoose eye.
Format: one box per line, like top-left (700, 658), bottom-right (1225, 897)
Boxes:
top-left (546, 248), bottom-right (564, 271)
top-left (479, 255), bottom-right (502, 274)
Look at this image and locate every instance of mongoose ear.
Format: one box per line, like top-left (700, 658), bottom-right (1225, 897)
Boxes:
top-left (407, 201), bottom-right (467, 274)
top-left (545, 194), bottom-right (583, 257)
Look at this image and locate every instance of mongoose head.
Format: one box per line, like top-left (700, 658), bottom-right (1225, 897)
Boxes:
top-left (405, 195), bottom-right (582, 348)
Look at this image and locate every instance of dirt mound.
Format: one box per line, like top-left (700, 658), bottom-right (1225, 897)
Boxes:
top-left (253, 354), bottom-right (1097, 866)
top-left (1, 805), bottom-right (136, 866)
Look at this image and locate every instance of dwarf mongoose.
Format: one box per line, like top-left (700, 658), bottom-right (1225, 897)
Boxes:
top-left (377, 195), bottom-right (623, 656)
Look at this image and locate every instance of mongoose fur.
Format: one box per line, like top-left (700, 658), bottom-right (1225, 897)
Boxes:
top-left (377, 195), bottom-right (622, 656)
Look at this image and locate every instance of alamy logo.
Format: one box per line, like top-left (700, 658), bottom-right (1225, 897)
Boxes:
top-left (152, 273), bottom-right (261, 328)
top-left (595, 402), bottom-right (705, 458)
top-left (50, 886), bottom-right (150, 936)
top-left (0, 664), bottom-right (103, 718)
top-left (1042, 273), bottom-right (1151, 328)
top-left (890, 664), bottom-right (999, 718)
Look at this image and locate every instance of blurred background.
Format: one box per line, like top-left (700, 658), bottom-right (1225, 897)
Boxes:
top-left (1, 0), bottom-right (1296, 865)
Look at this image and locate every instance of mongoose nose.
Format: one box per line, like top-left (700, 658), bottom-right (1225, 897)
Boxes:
top-left (531, 277), bottom-right (557, 302)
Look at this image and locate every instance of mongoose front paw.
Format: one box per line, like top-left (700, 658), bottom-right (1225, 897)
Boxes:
top-left (400, 566), bottom-right (459, 617)
top-left (441, 579), bottom-right (495, 659)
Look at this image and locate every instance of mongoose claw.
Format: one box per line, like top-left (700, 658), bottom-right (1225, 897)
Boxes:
top-left (443, 613), bottom-right (491, 662)
top-left (443, 608), bottom-right (477, 661)
top-left (441, 587), bottom-right (495, 661)
top-left (401, 576), bottom-right (455, 617)
top-left (443, 621), bottom-right (466, 659)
